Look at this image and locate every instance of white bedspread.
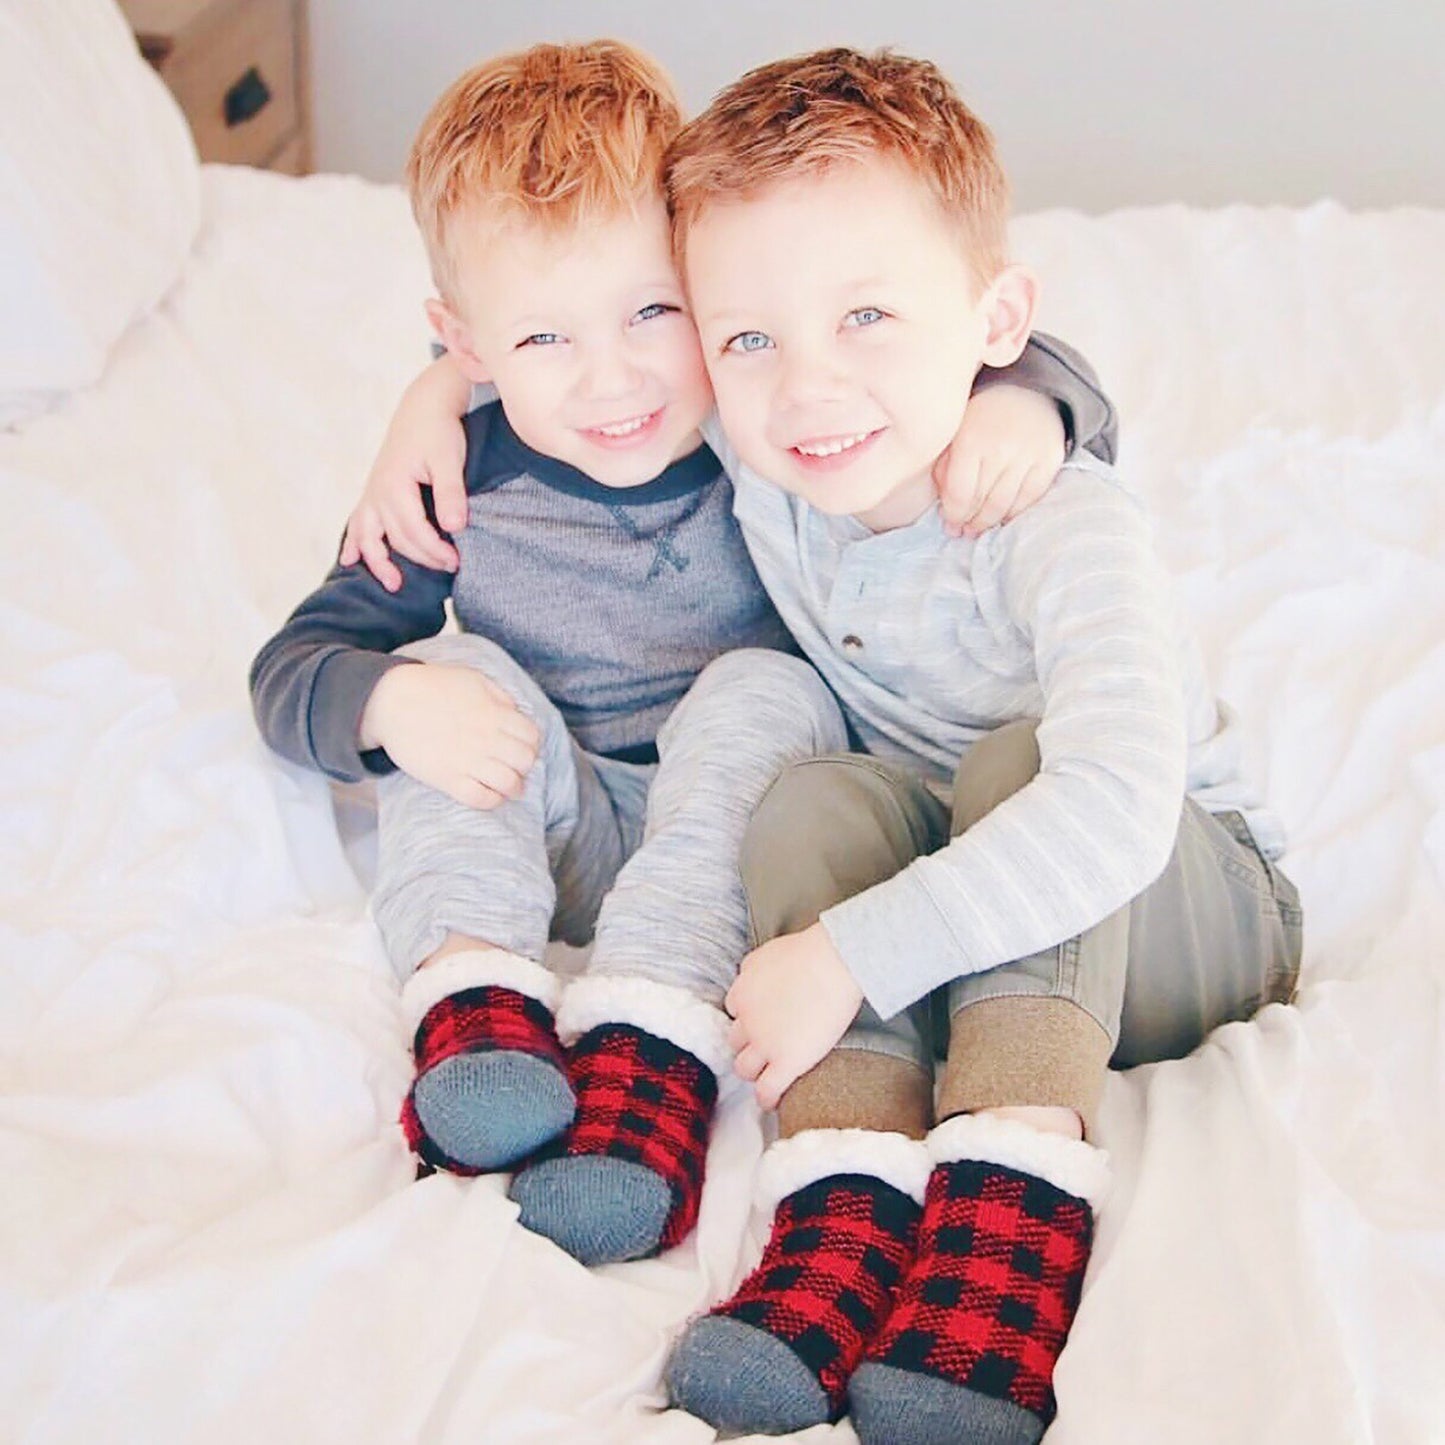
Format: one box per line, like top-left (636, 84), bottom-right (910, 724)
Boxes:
top-left (3, 168), bottom-right (1442, 1444)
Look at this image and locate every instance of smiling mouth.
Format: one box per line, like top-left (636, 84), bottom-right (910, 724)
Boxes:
top-left (789, 427), bottom-right (885, 462)
top-left (583, 408), bottom-right (664, 443)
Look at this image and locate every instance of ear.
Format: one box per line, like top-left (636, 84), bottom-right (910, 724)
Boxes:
top-left (425, 297), bottom-right (492, 385)
top-left (978, 264), bottom-right (1039, 368)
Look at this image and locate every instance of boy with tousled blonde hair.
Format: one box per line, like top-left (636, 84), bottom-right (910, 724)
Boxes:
top-left (257, 40), bottom-right (1120, 1273)
top-left (410, 40), bottom-right (681, 304)
top-left (665, 44), bottom-right (1009, 283)
top-left (659, 47), bottom-right (1301, 1444)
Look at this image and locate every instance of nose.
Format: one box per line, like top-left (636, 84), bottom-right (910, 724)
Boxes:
top-left (580, 343), bottom-right (645, 405)
top-left (776, 339), bottom-right (850, 409)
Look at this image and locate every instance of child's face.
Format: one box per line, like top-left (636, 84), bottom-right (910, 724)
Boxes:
top-left (443, 195), bottom-right (712, 486)
top-left (686, 157), bottom-right (995, 529)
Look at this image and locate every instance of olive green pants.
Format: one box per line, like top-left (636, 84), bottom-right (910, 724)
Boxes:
top-left (741, 721), bottom-right (1303, 1140)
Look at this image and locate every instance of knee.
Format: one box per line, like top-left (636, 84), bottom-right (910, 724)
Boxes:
top-left (952, 718), bottom-right (1041, 832)
top-left (672, 649), bottom-right (845, 748)
top-left (395, 633), bottom-right (544, 715)
top-left (692, 648), bottom-right (822, 701)
top-left (741, 758), bottom-right (932, 939)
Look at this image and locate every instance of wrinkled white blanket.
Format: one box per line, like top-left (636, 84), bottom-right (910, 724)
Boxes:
top-left (2, 168), bottom-right (1442, 1444)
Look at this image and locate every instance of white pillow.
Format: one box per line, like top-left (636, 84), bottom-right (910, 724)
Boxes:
top-left (0, 0), bottom-right (201, 428)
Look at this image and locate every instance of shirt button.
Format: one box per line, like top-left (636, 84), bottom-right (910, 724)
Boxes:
top-left (841, 634), bottom-right (864, 653)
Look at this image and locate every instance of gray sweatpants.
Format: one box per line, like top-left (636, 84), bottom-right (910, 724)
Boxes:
top-left (371, 636), bottom-right (848, 1006)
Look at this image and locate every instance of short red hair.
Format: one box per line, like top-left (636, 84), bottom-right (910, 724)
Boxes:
top-left (409, 40), bottom-right (682, 303)
top-left (666, 47), bottom-right (1009, 286)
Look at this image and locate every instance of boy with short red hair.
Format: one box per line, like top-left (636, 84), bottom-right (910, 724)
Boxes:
top-left (661, 48), bottom-right (1300, 1444)
top-left (256, 41), bottom-right (813, 1267)
top-left (253, 41), bottom-right (1120, 1271)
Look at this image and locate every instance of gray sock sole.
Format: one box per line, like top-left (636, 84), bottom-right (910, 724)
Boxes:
top-left (849, 1361), bottom-right (1046, 1445)
top-left (508, 1155), bottom-right (672, 1265)
top-left (412, 1050), bottom-right (574, 1172)
top-left (666, 1314), bottom-right (832, 1434)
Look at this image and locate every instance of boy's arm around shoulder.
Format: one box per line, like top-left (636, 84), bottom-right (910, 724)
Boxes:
top-left (339, 355), bottom-right (480, 589)
top-left (821, 469), bottom-right (1187, 1021)
top-left (249, 544), bottom-right (455, 783)
top-left (977, 331), bottom-right (1119, 465)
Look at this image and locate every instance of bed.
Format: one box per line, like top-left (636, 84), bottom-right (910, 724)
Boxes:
top-left (4, 7), bottom-right (1444, 1443)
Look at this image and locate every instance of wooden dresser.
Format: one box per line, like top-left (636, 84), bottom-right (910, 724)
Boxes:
top-left (120, 0), bottom-right (311, 174)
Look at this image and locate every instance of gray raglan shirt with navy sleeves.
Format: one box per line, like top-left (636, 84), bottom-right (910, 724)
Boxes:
top-left (250, 402), bottom-right (794, 779)
top-left (250, 334), bottom-right (1116, 787)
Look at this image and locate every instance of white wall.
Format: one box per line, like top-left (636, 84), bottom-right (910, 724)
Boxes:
top-left (308, 0), bottom-right (1445, 212)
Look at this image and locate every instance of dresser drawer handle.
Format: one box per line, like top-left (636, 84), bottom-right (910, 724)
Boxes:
top-left (224, 67), bottom-right (272, 127)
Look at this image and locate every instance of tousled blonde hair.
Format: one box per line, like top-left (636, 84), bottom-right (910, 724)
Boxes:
top-left (409, 40), bottom-right (682, 303)
top-left (666, 47), bottom-right (1009, 285)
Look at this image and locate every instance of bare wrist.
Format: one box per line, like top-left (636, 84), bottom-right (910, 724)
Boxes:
top-left (358, 661), bottom-right (418, 750)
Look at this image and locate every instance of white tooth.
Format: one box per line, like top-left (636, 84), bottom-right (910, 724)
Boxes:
top-left (797, 431), bottom-right (868, 458)
top-left (597, 415), bottom-right (649, 437)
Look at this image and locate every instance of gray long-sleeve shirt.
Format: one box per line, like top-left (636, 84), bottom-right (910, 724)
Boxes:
top-left (250, 403), bottom-right (793, 779)
top-left (708, 430), bottom-right (1281, 1021)
top-left (250, 334), bottom-right (1116, 786)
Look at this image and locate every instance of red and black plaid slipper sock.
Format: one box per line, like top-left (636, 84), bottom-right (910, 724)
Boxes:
top-left (666, 1130), bottom-right (929, 1435)
top-left (508, 1021), bottom-right (718, 1264)
top-left (849, 1116), bottom-right (1109, 1445)
top-left (400, 955), bottom-right (572, 1174)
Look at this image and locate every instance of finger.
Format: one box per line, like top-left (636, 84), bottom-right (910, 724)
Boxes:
top-left (930, 442), bottom-right (953, 498)
top-left (342, 511), bottom-right (385, 570)
top-left (470, 757), bottom-right (527, 801)
top-left (964, 464), bottom-right (1026, 538)
top-left (391, 518), bottom-right (454, 573)
top-left (467, 675), bottom-right (533, 729)
top-left (359, 535), bottom-right (403, 594)
top-left (399, 488), bottom-right (460, 572)
top-left (387, 493), bottom-right (455, 572)
top-left (733, 1043), bottom-right (766, 1082)
top-left (434, 453), bottom-right (470, 533)
top-left (481, 684), bottom-right (534, 728)
top-left (473, 671), bottom-right (521, 709)
top-left (754, 1063), bottom-right (789, 1111)
top-left (938, 449), bottom-right (984, 537)
top-left (452, 777), bottom-right (508, 811)
top-left (496, 710), bottom-right (543, 758)
top-left (1003, 462), bottom-right (1054, 523)
top-left (485, 732), bottom-right (539, 779)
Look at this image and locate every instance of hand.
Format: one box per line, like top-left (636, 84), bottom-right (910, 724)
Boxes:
top-left (725, 923), bottom-right (864, 1110)
top-left (339, 357), bottom-right (474, 591)
top-left (359, 662), bottom-right (542, 809)
top-left (934, 384), bottom-right (1066, 538)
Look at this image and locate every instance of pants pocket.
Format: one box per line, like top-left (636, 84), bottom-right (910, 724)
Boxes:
top-left (1214, 811), bottom-right (1304, 1002)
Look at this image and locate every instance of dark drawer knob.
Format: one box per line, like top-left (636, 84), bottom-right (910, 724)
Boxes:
top-left (225, 67), bottom-right (272, 127)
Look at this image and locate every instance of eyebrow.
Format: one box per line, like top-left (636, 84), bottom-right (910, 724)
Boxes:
top-left (696, 274), bottom-right (896, 330)
top-left (499, 278), bottom-right (685, 329)
top-left (699, 271), bottom-right (894, 315)
top-left (695, 309), bottom-right (753, 330)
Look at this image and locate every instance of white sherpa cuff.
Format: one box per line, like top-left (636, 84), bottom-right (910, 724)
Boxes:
top-left (927, 1113), bottom-right (1111, 1210)
top-left (757, 1127), bottom-right (933, 1211)
top-left (555, 974), bottom-right (733, 1080)
top-left (399, 949), bottom-right (560, 1035)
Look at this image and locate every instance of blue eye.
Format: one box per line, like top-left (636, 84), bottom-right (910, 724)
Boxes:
top-left (518, 332), bottom-right (563, 349)
top-left (725, 331), bottom-right (773, 355)
top-left (633, 302), bottom-right (676, 324)
top-left (844, 307), bottom-right (885, 328)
